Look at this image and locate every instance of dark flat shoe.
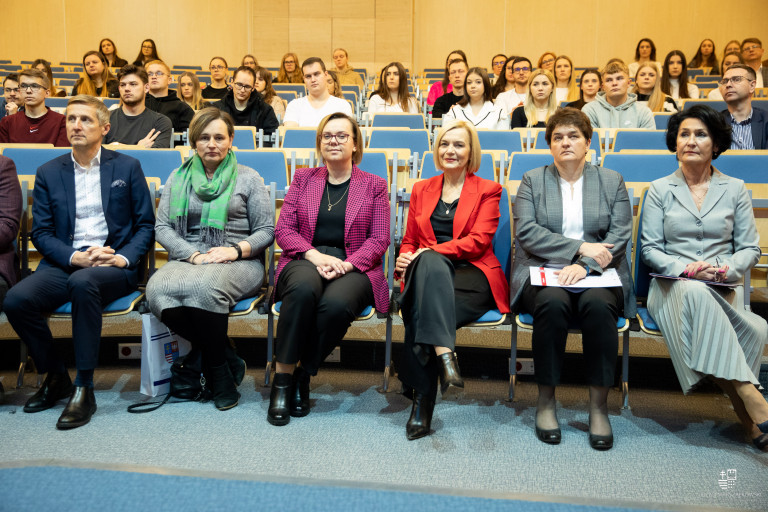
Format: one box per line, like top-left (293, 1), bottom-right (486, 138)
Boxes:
top-left (535, 425), bottom-right (562, 445)
top-left (589, 433), bottom-right (614, 451)
top-left (56, 386), bottom-right (96, 430)
top-left (437, 352), bottom-right (464, 395)
top-left (753, 433), bottom-right (768, 451)
top-left (290, 366), bottom-right (310, 418)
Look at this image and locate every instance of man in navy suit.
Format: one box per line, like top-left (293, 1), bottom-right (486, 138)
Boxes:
top-left (4, 95), bottom-right (155, 429)
top-left (720, 64), bottom-right (768, 150)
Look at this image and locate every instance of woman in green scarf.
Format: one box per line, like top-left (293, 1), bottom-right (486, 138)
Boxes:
top-left (146, 108), bottom-right (274, 410)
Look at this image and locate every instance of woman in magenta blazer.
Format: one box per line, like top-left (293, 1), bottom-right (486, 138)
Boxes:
top-left (395, 120), bottom-right (510, 440)
top-left (268, 113), bottom-right (390, 426)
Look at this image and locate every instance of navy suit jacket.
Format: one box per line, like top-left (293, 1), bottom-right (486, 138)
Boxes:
top-left (31, 148), bottom-right (155, 276)
top-left (721, 106), bottom-right (768, 150)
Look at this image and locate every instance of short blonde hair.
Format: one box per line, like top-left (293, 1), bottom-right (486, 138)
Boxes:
top-left (19, 68), bottom-right (50, 90)
top-left (434, 120), bottom-right (482, 175)
top-left (316, 112), bottom-right (363, 165)
top-left (67, 95), bottom-right (110, 126)
top-left (145, 60), bottom-right (170, 74)
top-left (602, 60), bottom-right (629, 78)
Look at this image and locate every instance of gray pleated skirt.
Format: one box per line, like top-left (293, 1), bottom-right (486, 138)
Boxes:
top-left (648, 278), bottom-right (766, 394)
top-left (147, 259), bottom-right (265, 316)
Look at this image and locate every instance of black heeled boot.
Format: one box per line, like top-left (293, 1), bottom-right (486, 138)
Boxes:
top-left (208, 363), bottom-right (240, 411)
top-left (290, 366), bottom-right (311, 417)
top-left (406, 392), bottom-right (435, 440)
top-left (437, 352), bottom-right (464, 395)
top-left (224, 341), bottom-right (246, 386)
top-left (267, 372), bottom-right (292, 426)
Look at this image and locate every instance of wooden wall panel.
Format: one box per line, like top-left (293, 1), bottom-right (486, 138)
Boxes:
top-left (289, 0), bottom-right (333, 19)
top-left (289, 18), bottom-right (334, 64)
top-left (253, 17), bottom-right (291, 64)
top-left (332, 18), bottom-right (376, 63)
top-left (374, 17), bottom-right (413, 70)
top-left (333, 0), bottom-right (375, 18)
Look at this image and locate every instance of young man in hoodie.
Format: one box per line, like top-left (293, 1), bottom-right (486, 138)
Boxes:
top-left (212, 66), bottom-right (279, 146)
top-left (582, 61), bottom-right (654, 130)
top-left (145, 60), bottom-right (195, 132)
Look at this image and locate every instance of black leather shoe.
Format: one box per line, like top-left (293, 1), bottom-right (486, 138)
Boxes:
top-left (406, 392), bottom-right (435, 440)
top-left (224, 342), bottom-right (246, 386)
top-left (535, 425), bottom-right (562, 444)
top-left (24, 371), bottom-right (74, 413)
top-left (757, 420), bottom-right (768, 435)
top-left (267, 372), bottom-right (292, 426)
top-left (437, 352), bottom-right (464, 395)
top-left (290, 366), bottom-right (310, 418)
top-left (753, 433), bottom-right (768, 451)
top-left (56, 387), bottom-right (96, 430)
top-left (0, 381), bottom-right (5, 404)
top-left (588, 414), bottom-right (614, 451)
top-left (208, 363), bottom-right (240, 411)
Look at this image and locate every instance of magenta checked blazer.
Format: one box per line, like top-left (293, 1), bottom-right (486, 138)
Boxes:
top-left (274, 165), bottom-right (391, 312)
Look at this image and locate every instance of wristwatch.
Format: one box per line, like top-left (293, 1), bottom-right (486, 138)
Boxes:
top-left (231, 243), bottom-right (243, 260)
top-left (575, 259), bottom-right (590, 276)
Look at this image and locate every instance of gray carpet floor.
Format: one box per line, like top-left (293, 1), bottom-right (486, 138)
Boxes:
top-left (0, 368), bottom-right (766, 511)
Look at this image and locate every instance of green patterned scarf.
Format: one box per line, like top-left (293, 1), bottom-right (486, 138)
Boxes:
top-left (168, 151), bottom-right (237, 247)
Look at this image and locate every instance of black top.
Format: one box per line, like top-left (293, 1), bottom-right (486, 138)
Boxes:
top-left (432, 92), bottom-right (463, 119)
top-left (71, 79), bottom-right (119, 98)
top-left (635, 93), bottom-right (679, 112)
top-left (202, 85), bottom-right (229, 100)
top-left (312, 180), bottom-right (349, 254)
top-left (430, 197), bottom-right (457, 244)
top-left (146, 90), bottom-right (195, 132)
top-left (564, 99), bottom-right (587, 110)
top-left (510, 106), bottom-right (546, 129)
top-left (211, 90), bottom-right (279, 145)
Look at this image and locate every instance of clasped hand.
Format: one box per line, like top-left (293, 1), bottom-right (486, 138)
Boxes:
top-left (554, 264), bottom-right (587, 285)
top-left (395, 248), bottom-right (430, 275)
top-left (578, 242), bottom-right (614, 269)
top-left (194, 246), bottom-right (239, 264)
top-left (683, 261), bottom-right (729, 282)
top-left (72, 246), bottom-right (126, 268)
top-left (304, 249), bottom-right (353, 280)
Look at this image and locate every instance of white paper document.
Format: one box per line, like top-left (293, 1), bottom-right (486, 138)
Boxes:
top-left (529, 267), bottom-right (622, 288)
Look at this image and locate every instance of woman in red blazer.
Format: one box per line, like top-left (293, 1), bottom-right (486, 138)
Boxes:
top-left (395, 120), bottom-right (509, 440)
top-left (269, 113), bottom-right (390, 426)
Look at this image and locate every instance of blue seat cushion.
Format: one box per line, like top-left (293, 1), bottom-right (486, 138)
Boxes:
top-left (636, 307), bottom-right (659, 331)
top-left (474, 309), bottom-right (503, 323)
top-left (273, 302), bottom-right (373, 318)
top-left (518, 312), bottom-right (627, 329)
top-left (53, 290), bottom-right (142, 315)
top-left (231, 296), bottom-right (262, 313)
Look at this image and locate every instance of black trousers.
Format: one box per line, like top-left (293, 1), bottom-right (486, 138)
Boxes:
top-left (4, 265), bottom-right (136, 372)
top-left (275, 259), bottom-right (374, 375)
top-left (161, 307), bottom-right (229, 368)
top-left (397, 251), bottom-right (494, 397)
top-left (521, 281), bottom-right (622, 387)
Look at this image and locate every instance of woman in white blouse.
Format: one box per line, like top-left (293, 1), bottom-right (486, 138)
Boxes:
top-left (443, 67), bottom-right (508, 129)
top-left (660, 50), bottom-right (700, 101)
top-left (368, 62), bottom-right (419, 113)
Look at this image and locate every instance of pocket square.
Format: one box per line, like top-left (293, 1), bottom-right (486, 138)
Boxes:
top-left (111, 179), bottom-right (127, 188)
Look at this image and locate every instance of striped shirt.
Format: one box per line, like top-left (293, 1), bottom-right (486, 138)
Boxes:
top-left (728, 109), bottom-right (754, 150)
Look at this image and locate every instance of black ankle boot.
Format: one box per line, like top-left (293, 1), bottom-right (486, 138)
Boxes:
top-left (406, 392), bottom-right (435, 440)
top-left (437, 352), bottom-right (464, 395)
top-left (290, 366), bottom-right (310, 417)
top-left (268, 372), bottom-right (292, 426)
top-left (208, 363), bottom-right (240, 411)
top-left (224, 342), bottom-right (246, 386)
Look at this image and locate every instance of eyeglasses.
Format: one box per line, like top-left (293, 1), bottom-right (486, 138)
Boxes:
top-left (19, 83), bottom-right (45, 91)
top-left (141, 45), bottom-right (154, 49)
top-left (321, 132), bottom-right (350, 143)
top-left (541, 58), bottom-right (555, 65)
top-left (742, 45), bottom-right (762, 52)
top-left (233, 82), bottom-right (253, 91)
top-left (284, 60), bottom-right (295, 65)
top-left (210, 65), bottom-right (226, 71)
top-left (147, 71), bottom-right (165, 77)
top-left (719, 76), bottom-right (753, 85)
top-left (4, 87), bottom-right (20, 93)
top-left (513, 67), bottom-right (531, 73)
top-left (493, 61), bottom-right (506, 66)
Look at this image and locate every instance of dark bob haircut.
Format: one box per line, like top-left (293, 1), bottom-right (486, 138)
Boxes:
top-left (545, 107), bottom-right (593, 145)
top-left (665, 105), bottom-right (731, 160)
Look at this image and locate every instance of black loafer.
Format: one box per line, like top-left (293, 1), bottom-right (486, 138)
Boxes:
top-left (267, 373), bottom-right (292, 426)
top-left (535, 425), bottom-right (562, 445)
top-left (437, 352), bottom-right (464, 395)
top-left (56, 387), bottom-right (96, 430)
top-left (406, 392), bottom-right (435, 441)
top-left (290, 366), bottom-right (310, 418)
top-left (24, 371), bottom-right (74, 413)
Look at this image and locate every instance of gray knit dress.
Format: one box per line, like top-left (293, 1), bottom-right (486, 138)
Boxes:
top-left (147, 164), bottom-right (274, 316)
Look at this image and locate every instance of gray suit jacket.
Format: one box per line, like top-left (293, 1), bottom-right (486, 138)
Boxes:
top-left (510, 163), bottom-right (636, 317)
top-left (640, 168), bottom-right (760, 283)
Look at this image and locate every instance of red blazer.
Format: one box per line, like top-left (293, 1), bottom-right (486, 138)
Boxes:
top-left (400, 173), bottom-right (509, 313)
top-left (275, 165), bottom-right (390, 312)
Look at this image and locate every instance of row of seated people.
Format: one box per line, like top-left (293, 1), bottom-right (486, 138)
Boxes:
top-left (0, 96), bottom-right (766, 454)
top-left (2, 56), bottom-right (767, 159)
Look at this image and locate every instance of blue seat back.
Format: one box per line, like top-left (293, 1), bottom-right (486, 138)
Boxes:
top-left (273, 84), bottom-right (306, 95)
top-left (282, 130), bottom-right (317, 149)
top-left (233, 129), bottom-right (256, 150)
top-left (116, 150), bottom-right (183, 182)
top-left (714, 154), bottom-right (768, 183)
top-left (2, 148), bottom-right (71, 173)
top-left (233, 150), bottom-right (288, 189)
top-left (44, 98), bottom-right (70, 108)
top-left (359, 152), bottom-right (388, 183)
top-left (601, 153), bottom-right (678, 182)
top-left (507, 153), bottom-right (554, 181)
top-left (371, 114), bottom-right (425, 129)
top-left (654, 114), bottom-right (672, 130)
top-left (633, 189), bottom-right (654, 299)
top-left (683, 100), bottom-right (726, 111)
top-left (342, 92), bottom-right (358, 111)
top-left (476, 130), bottom-right (522, 153)
top-left (494, 187), bottom-right (512, 281)
top-left (613, 130), bottom-right (667, 151)
top-left (368, 130), bottom-right (430, 156)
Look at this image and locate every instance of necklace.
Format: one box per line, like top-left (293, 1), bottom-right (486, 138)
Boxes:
top-left (326, 180), bottom-right (351, 211)
top-left (440, 198), bottom-right (458, 214)
top-left (683, 173), bottom-right (711, 208)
